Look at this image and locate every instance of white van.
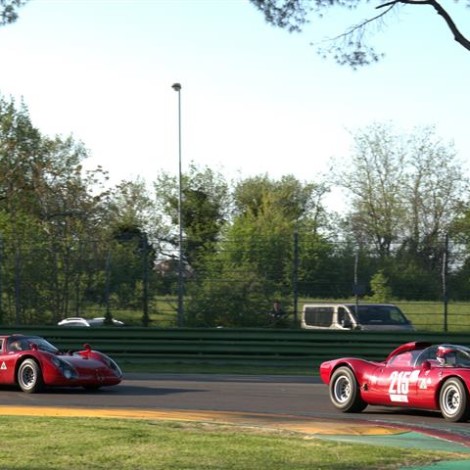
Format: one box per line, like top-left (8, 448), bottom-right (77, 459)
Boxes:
top-left (301, 303), bottom-right (414, 332)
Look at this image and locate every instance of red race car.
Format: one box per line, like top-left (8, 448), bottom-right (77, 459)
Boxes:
top-left (320, 341), bottom-right (470, 422)
top-left (0, 334), bottom-right (122, 393)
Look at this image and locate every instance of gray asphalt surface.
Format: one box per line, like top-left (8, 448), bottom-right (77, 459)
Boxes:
top-left (1, 373), bottom-right (470, 444)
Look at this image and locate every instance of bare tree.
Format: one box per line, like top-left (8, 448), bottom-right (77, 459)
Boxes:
top-left (335, 123), bottom-right (469, 259)
top-left (335, 123), bottom-right (407, 256)
top-left (249, 0), bottom-right (470, 67)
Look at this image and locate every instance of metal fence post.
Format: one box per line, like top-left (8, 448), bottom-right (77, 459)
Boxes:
top-left (442, 233), bottom-right (449, 332)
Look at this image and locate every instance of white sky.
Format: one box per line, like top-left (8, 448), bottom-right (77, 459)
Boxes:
top-left (1, 0), bottom-right (470, 211)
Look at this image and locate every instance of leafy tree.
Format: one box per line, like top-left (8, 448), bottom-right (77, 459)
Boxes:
top-left (388, 258), bottom-right (440, 300)
top-left (233, 174), bottom-right (327, 225)
top-left (0, 210), bottom-right (48, 324)
top-left (0, 96), bottom-right (42, 217)
top-left (0, 95), bottom-right (115, 324)
top-left (369, 269), bottom-right (392, 302)
top-left (0, 95), bottom-right (110, 231)
top-left (185, 255), bottom-right (268, 327)
top-left (186, 174), bottom-right (332, 326)
top-left (0, 0), bottom-right (28, 27)
top-left (232, 175), bottom-right (329, 293)
top-left (249, 0), bottom-right (470, 67)
top-left (106, 179), bottom-right (159, 325)
top-left (296, 230), bottom-right (346, 298)
top-left (152, 165), bottom-right (229, 323)
top-left (107, 178), bottom-right (159, 236)
top-left (153, 164), bottom-right (229, 268)
top-left (443, 206), bottom-right (470, 301)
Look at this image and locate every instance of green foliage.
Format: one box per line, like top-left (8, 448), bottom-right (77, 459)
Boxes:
top-left (296, 230), bottom-right (340, 298)
top-left (183, 175), bottom-right (335, 327)
top-left (0, 0), bottom-right (28, 27)
top-left (2, 91), bottom-right (470, 325)
top-left (185, 258), bottom-right (269, 327)
top-left (390, 261), bottom-right (441, 301)
top-left (154, 164), bottom-right (229, 267)
top-left (368, 270), bottom-right (392, 303)
top-left (0, 95), bottom-right (118, 324)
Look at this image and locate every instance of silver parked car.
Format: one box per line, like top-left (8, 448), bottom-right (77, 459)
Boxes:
top-left (57, 317), bottom-right (125, 327)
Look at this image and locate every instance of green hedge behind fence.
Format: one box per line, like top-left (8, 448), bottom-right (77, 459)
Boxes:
top-left (3, 327), bottom-right (470, 369)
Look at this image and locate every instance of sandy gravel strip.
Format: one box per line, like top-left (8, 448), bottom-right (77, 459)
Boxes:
top-left (0, 405), bottom-right (402, 436)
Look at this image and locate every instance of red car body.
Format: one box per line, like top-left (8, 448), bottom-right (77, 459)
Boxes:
top-left (320, 341), bottom-right (470, 422)
top-left (0, 334), bottom-right (122, 393)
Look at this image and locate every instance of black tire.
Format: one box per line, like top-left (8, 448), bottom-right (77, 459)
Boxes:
top-left (439, 378), bottom-right (470, 422)
top-left (329, 366), bottom-right (367, 413)
top-left (17, 359), bottom-right (44, 393)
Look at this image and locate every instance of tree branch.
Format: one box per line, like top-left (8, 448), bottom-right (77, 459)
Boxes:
top-left (329, 4), bottom-right (395, 43)
top-left (378, 0), bottom-right (470, 51)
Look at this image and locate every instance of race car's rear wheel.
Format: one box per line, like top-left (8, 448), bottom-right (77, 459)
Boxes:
top-left (439, 378), bottom-right (470, 422)
top-left (329, 366), bottom-right (367, 413)
top-left (17, 359), bottom-right (44, 393)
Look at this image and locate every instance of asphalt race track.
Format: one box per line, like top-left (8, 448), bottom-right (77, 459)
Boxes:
top-left (1, 373), bottom-right (470, 450)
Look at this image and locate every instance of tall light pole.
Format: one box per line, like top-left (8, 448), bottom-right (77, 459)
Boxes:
top-left (172, 82), bottom-right (184, 327)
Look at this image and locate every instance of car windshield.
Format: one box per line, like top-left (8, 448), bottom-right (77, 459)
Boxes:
top-left (349, 305), bottom-right (409, 325)
top-left (414, 344), bottom-right (470, 368)
top-left (387, 347), bottom-right (426, 367)
top-left (24, 336), bottom-right (59, 354)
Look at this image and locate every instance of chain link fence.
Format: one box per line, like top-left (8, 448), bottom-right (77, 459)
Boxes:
top-left (0, 233), bottom-right (469, 331)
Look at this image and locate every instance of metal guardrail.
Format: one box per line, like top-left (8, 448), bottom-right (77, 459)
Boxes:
top-left (2, 327), bottom-right (469, 367)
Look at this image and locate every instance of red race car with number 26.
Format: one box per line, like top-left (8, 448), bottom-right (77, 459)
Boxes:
top-left (0, 334), bottom-right (122, 393)
top-left (320, 341), bottom-right (470, 422)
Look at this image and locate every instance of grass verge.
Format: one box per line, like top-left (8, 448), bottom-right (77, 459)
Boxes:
top-left (0, 416), bottom-right (467, 470)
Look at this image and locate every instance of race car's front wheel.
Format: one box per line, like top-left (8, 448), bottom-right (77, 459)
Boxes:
top-left (439, 378), bottom-right (470, 422)
top-left (329, 366), bottom-right (367, 413)
top-left (17, 359), bottom-right (44, 393)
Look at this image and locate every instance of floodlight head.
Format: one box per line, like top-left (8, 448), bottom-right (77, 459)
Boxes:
top-left (172, 83), bottom-right (182, 91)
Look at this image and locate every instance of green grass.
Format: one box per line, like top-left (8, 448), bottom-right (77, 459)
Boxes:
top-left (112, 297), bottom-right (470, 332)
top-left (394, 300), bottom-right (470, 332)
top-left (0, 416), bottom-right (467, 470)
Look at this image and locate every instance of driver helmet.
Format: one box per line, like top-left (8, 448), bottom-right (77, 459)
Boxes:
top-left (436, 345), bottom-right (457, 366)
